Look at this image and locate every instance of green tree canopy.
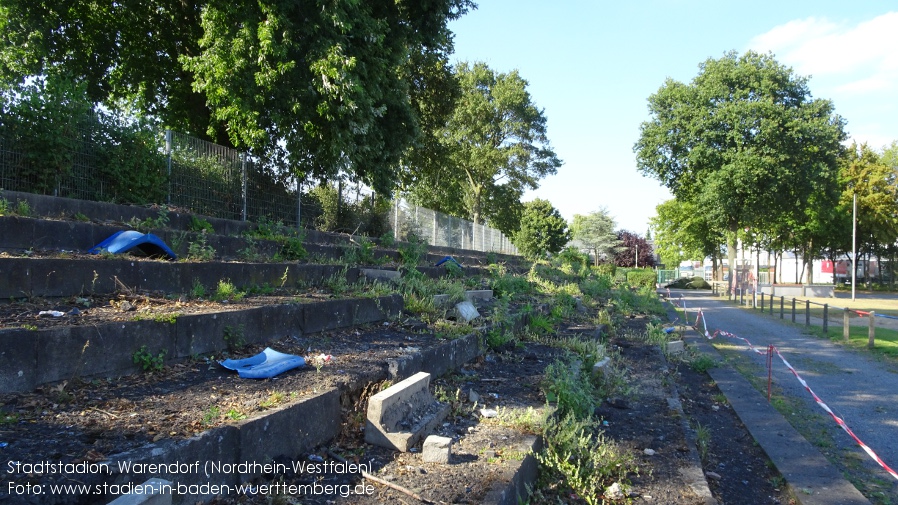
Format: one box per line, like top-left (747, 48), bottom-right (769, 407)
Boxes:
top-left (650, 199), bottom-right (725, 269)
top-left (0, 0), bottom-right (475, 195)
top-left (634, 50), bottom-right (846, 289)
top-left (513, 199), bottom-right (570, 259)
top-left (839, 142), bottom-right (898, 267)
top-left (409, 61), bottom-right (560, 227)
top-left (570, 209), bottom-right (621, 266)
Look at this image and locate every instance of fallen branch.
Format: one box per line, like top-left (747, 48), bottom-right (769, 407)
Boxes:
top-left (90, 407), bottom-right (119, 419)
top-left (327, 449), bottom-right (434, 504)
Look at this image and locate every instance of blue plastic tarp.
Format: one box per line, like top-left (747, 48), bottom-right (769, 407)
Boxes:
top-left (220, 347), bottom-right (306, 379)
top-left (89, 230), bottom-right (177, 260)
top-left (435, 256), bottom-right (462, 269)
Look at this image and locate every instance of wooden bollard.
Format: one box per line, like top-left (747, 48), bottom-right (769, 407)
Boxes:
top-left (868, 311), bottom-right (876, 349)
top-left (843, 307), bottom-right (850, 341)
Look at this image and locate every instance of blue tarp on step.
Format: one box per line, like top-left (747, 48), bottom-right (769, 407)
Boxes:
top-left (220, 347), bottom-right (306, 379)
top-left (89, 230), bottom-right (177, 260)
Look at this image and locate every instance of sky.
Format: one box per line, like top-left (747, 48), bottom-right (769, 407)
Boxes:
top-left (448, 1), bottom-right (898, 234)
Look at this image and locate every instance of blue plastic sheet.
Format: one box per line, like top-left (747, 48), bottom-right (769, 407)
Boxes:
top-left (89, 230), bottom-right (177, 260)
top-left (220, 348), bottom-right (305, 379)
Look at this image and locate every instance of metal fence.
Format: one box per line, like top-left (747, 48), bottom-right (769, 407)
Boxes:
top-left (1, 121), bottom-right (517, 255)
top-left (165, 131), bottom-right (309, 226)
top-left (0, 115), bottom-right (106, 201)
top-left (388, 198), bottom-right (518, 255)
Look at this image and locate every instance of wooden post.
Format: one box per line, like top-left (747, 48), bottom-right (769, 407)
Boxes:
top-left (868, 311), bottom-right (876, 349)
top-left (843, 307), bottom-right (850, 341)
top-left (805, 300), bottom-right (810, 326)
top-left (779, 296), bottom-right (784, 319)
top-left (823, 304), bottom-right (829, 334)
top-left (740, 288), bottom-right (744, 306)
top-left (760, 292), bottom-right (765, 311)
top-left (769, 295), bottom-right (774, 315)
top-left (791, 298), bottom-right (796, 323)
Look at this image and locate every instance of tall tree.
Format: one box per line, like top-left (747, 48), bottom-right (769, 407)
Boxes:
top-left (839, 142), bottom-right (898, 282)
top-left (634, 51), bottom-right (846, 292)
top-left (570, 209), bottom-right (621, 266)
top-left (513, 198), bottom-right (570, 259)
top-left (0, 0), bottom-right (475, 195)
top-left (429, 61), bottom-right (561, 225)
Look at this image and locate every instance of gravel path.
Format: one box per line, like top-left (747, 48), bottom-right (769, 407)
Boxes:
top-left (670, 289), bottom-right (898, 499)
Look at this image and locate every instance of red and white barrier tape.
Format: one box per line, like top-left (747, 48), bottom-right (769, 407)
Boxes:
top-left (691, 307), bottom-right (898, 482)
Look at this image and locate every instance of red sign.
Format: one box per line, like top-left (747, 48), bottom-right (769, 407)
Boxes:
top-left (821, 260), bottom-right (833, 274)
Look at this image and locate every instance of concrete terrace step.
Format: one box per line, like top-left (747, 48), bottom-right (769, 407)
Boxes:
top-left (0, 214), bottom-right (501, 269)
top-left (2, 325), bottom-right (495, 505)
top-left (0, 294), bottom-right (402, 393)
top-left (0, 257), bottom-right (468, 300)
top-left (0, 190), bottom-right (524, 266)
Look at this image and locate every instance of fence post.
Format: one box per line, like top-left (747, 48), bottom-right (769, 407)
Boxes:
top-left (791, 298), bottom-right (796, 323)
top-left (780, 296), bottom-right (784, 319)
top-left (868, 311), bottom-right (876, 348)
top-left (760, 292), bottom-right (765, 311)
top-left (296, 181), bottom-right (302, 231)
top-left (823, 304), bottom-right (829, 334)
top-left (165, 129), bottom-right (172, 205)
top-left (805, 300), bottom-right (810, 326)
top-left (843, 307), bottom-right (850, 341)
top-left (241, 153), bottom-right (247, 222)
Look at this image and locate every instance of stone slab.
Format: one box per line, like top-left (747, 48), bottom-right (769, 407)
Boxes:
top-left (665, 340), bottom-right (685, 354)
top-left (455, 301), bottom-right (480, 322)
top-left (365, 372), bottom-right (449, 452)
top-left (592, 356), bottom-right (611, 377)
top-left (360, 268), bottom-right (401, 282)
top-left (464, 289), bottom-right (493, 302)
top-left (422, 435), bottom-right (452, 463)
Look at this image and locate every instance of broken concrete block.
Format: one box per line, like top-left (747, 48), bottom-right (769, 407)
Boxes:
top-left (464, 289), bottom-right (493, 302)
top-left (107, 478), bottom-right (172, 505)
top-left (454, 301), bottom-right (480, 322)
top-left (365, 372), bottom-right (450, 452)
top-left (360, 269), bottom-right (401, 282)
top-left (665, 340), bottom-right (685, 354)
top-left (592, 356), bottom-right (611, 378)
top-left (422, 435), bottom-right (452, 463)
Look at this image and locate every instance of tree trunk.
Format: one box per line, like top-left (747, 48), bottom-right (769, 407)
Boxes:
top-left (727, 230), bottom-right (737, 296)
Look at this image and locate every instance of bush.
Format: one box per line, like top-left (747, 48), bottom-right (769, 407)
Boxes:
top-left (1, 76), bottom-right (169, 204)
top-left (594, 263), bottom-right (616, 277)
top-left (665, 277), bottom-right (712, 289)
top-left (626, 269), bottom-right (656, 289)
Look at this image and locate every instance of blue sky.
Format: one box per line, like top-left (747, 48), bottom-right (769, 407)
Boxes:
top-left (448, 1), bottom-right (898, 234)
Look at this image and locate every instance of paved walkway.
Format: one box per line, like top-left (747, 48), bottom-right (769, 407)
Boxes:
top-left (669, 289), bottom-right (898, 502)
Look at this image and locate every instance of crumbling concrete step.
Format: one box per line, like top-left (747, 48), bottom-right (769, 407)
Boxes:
top-left (365, 372), bottom-right (450, 452)
top-left (0, 189), bottom-right (524, 264)
top-left (0, 295), bottom-right (402, 393)
top-left (432, 289), bottom-right (494, 309)
top-left (4, 324), bottom-right (491, 505)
